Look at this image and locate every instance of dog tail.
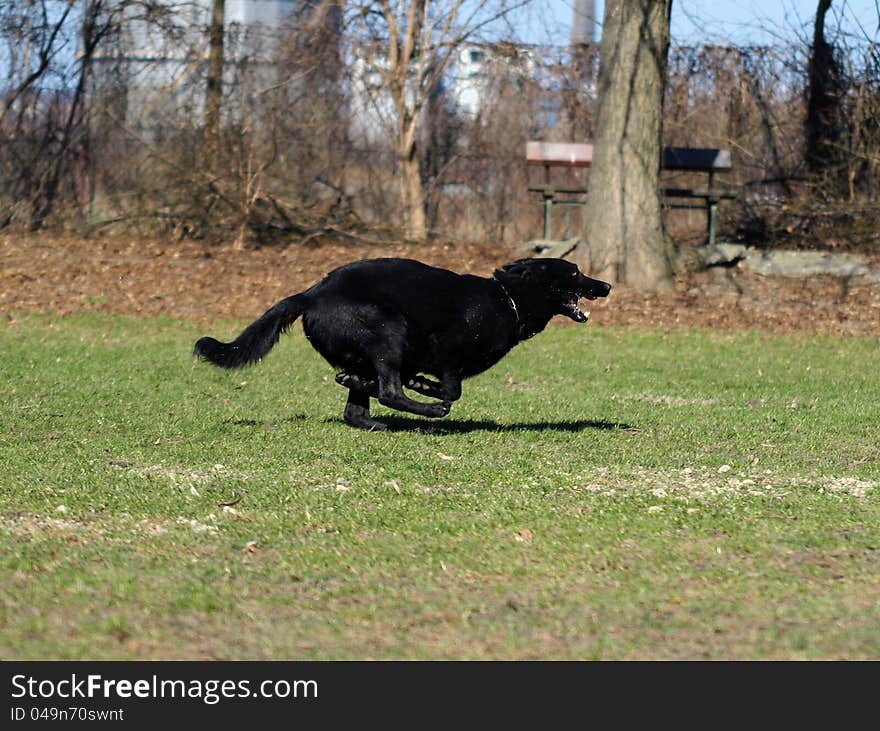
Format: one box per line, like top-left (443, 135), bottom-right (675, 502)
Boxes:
top-left (193, 293), bottom-right (307, 369)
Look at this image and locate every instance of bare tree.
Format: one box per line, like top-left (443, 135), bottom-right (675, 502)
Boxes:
top-left (31, 0), bottom-right (121, 229)
top-left (204, 0), bottom-right (224, 169)
top-left (577, 0), bottom-right (674, 292)
top-left (0, 0), bottom-right (76, 127)
top-left (806, 0), bottom-right (843, 180)
top-left (345, 0), bottom-right (528, 241)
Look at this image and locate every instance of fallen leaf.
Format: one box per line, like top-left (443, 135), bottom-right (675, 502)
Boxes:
top-left (217, 492), bottom-right (244, 507)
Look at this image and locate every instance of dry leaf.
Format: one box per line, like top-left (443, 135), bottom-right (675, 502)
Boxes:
top-left (217, 492), bottom-right (244, 507)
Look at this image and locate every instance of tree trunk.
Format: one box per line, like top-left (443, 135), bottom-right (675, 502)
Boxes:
top-left (806, 0), bottom-right (842, 179)
top-left (577, 0), bottom-right (673, 293)
top-left (390, 104), bottom-right (430, 239)
top-left (204, 0), bottom-right (225, 170)
top-left (400, 152), bottom-right (427, 240)
top-left (31, 0), bottom-right (101, 230)
top-left (381, 1), bottom-right (429, 241)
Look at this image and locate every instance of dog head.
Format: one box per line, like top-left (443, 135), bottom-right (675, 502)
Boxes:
top-left (494, 258), bottom-right (612, 323)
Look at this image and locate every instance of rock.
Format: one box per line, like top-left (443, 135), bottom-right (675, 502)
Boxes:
top-left (705, 243), bottom-right (747, 267)
top-left (518, 238), bottom-right (580, 259)
top-left (744, 249), bottom-right (871, 279)
top-left (671, 242), bottom-right (745, 273)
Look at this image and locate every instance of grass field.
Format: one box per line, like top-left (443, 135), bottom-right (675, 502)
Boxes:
top-left (1, 312), bottom-right (879, 659)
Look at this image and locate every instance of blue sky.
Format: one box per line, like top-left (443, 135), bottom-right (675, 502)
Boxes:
top-left (523, 0), bottom-right (880, 46)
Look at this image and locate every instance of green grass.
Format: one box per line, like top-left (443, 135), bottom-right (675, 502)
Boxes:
top-left (1, 312), bottom-right (879, 659)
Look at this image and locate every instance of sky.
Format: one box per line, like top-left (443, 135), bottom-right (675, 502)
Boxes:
top-left (524, 0), bottom-right (880, 46)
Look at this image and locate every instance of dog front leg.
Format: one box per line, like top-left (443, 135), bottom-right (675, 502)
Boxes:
top-left (337, 370), bottom-right (450, 419)
top-left (376, 366), bottom-right (450, 419)
top-left (342, 388), bottom-right (388, 431)
top-left (338, 371), bottom-right (458, 410)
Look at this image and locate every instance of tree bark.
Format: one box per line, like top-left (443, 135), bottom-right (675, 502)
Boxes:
top-left (204, 0), bottom-right (225, 170)
top-left (806, 0), bottom-right (842, 178)
top-left (382, 0), bottom-right (429, 241)
top-left (577, 0), bottom-right (673, 292)
top-left (399, 126), bottom-right (428, 240)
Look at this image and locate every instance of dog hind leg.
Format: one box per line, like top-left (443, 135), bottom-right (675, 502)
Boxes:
top-left (337, 371), bottom-right (461, 404)
top-left (405, 375), bottom-right (441, 397)
top-left (334, 316), bottom-right (450, 421)
top-left (406, 373), bottom-right (462, 402)
top-left (336, 372), bottom-right (379, 397)
top-left (337, 370), bottom-right (450, 419)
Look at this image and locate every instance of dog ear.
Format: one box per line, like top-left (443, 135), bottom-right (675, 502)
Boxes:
top-left (498, 259), bottom-right (547, 280)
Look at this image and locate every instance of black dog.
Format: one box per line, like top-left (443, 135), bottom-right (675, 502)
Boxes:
top-left (194, 257), bottom-right (611, 430)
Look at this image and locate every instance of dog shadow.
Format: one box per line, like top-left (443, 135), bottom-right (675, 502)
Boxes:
top-left (222, 415), bottom-right (307, 427)
top-left (328, 416), bottom-right (637, 434)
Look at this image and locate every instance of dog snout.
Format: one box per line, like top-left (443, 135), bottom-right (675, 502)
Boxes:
top-left (580, 276), bottom-right (612, 299)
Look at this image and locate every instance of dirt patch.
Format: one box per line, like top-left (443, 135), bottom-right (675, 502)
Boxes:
top-left (578, 466), bottom-right (876, 501)
top-left (638, 394), bottom-right (720, 406)
top-left (2, 233), bottom-right (880, 336)
top-left (0, 514), bottom-right (93, 537)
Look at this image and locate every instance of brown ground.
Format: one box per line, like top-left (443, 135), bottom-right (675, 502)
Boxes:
top-left (2, 233), bottom-right (880, 335)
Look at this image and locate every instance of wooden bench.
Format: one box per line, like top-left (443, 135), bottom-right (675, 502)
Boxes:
top-left (526, 142), bottom-right (593, 240)
top-left (526, 141), bottom-right (737, 246)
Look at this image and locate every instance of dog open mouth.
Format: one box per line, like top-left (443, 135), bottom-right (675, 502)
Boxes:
top-left (562, 296), bottom-right (590, 322)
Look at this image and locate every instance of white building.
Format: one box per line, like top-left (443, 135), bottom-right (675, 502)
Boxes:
top-left (448, 44), bottom-right (539, 120)
top-left (94, 0), bottom-right (317, 130)
top-left (347, 49), bottom-right (448, 151)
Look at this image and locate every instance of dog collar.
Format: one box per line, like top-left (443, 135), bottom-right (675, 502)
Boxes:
top-left (494, 279), bottom-right (519, 322)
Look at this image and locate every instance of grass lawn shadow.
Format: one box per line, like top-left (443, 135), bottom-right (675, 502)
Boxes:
top-left (328, 416), bottom-right (637, 434)
top-left (222, 415), bottom-right (308, 427)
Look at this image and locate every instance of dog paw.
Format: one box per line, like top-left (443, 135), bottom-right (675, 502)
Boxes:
top-left (431, 401), bottom-right (452, 417)
top-left (344, 413), bottom-right (388, 431)
top-left (417, 402), bottom-right (444, 418)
